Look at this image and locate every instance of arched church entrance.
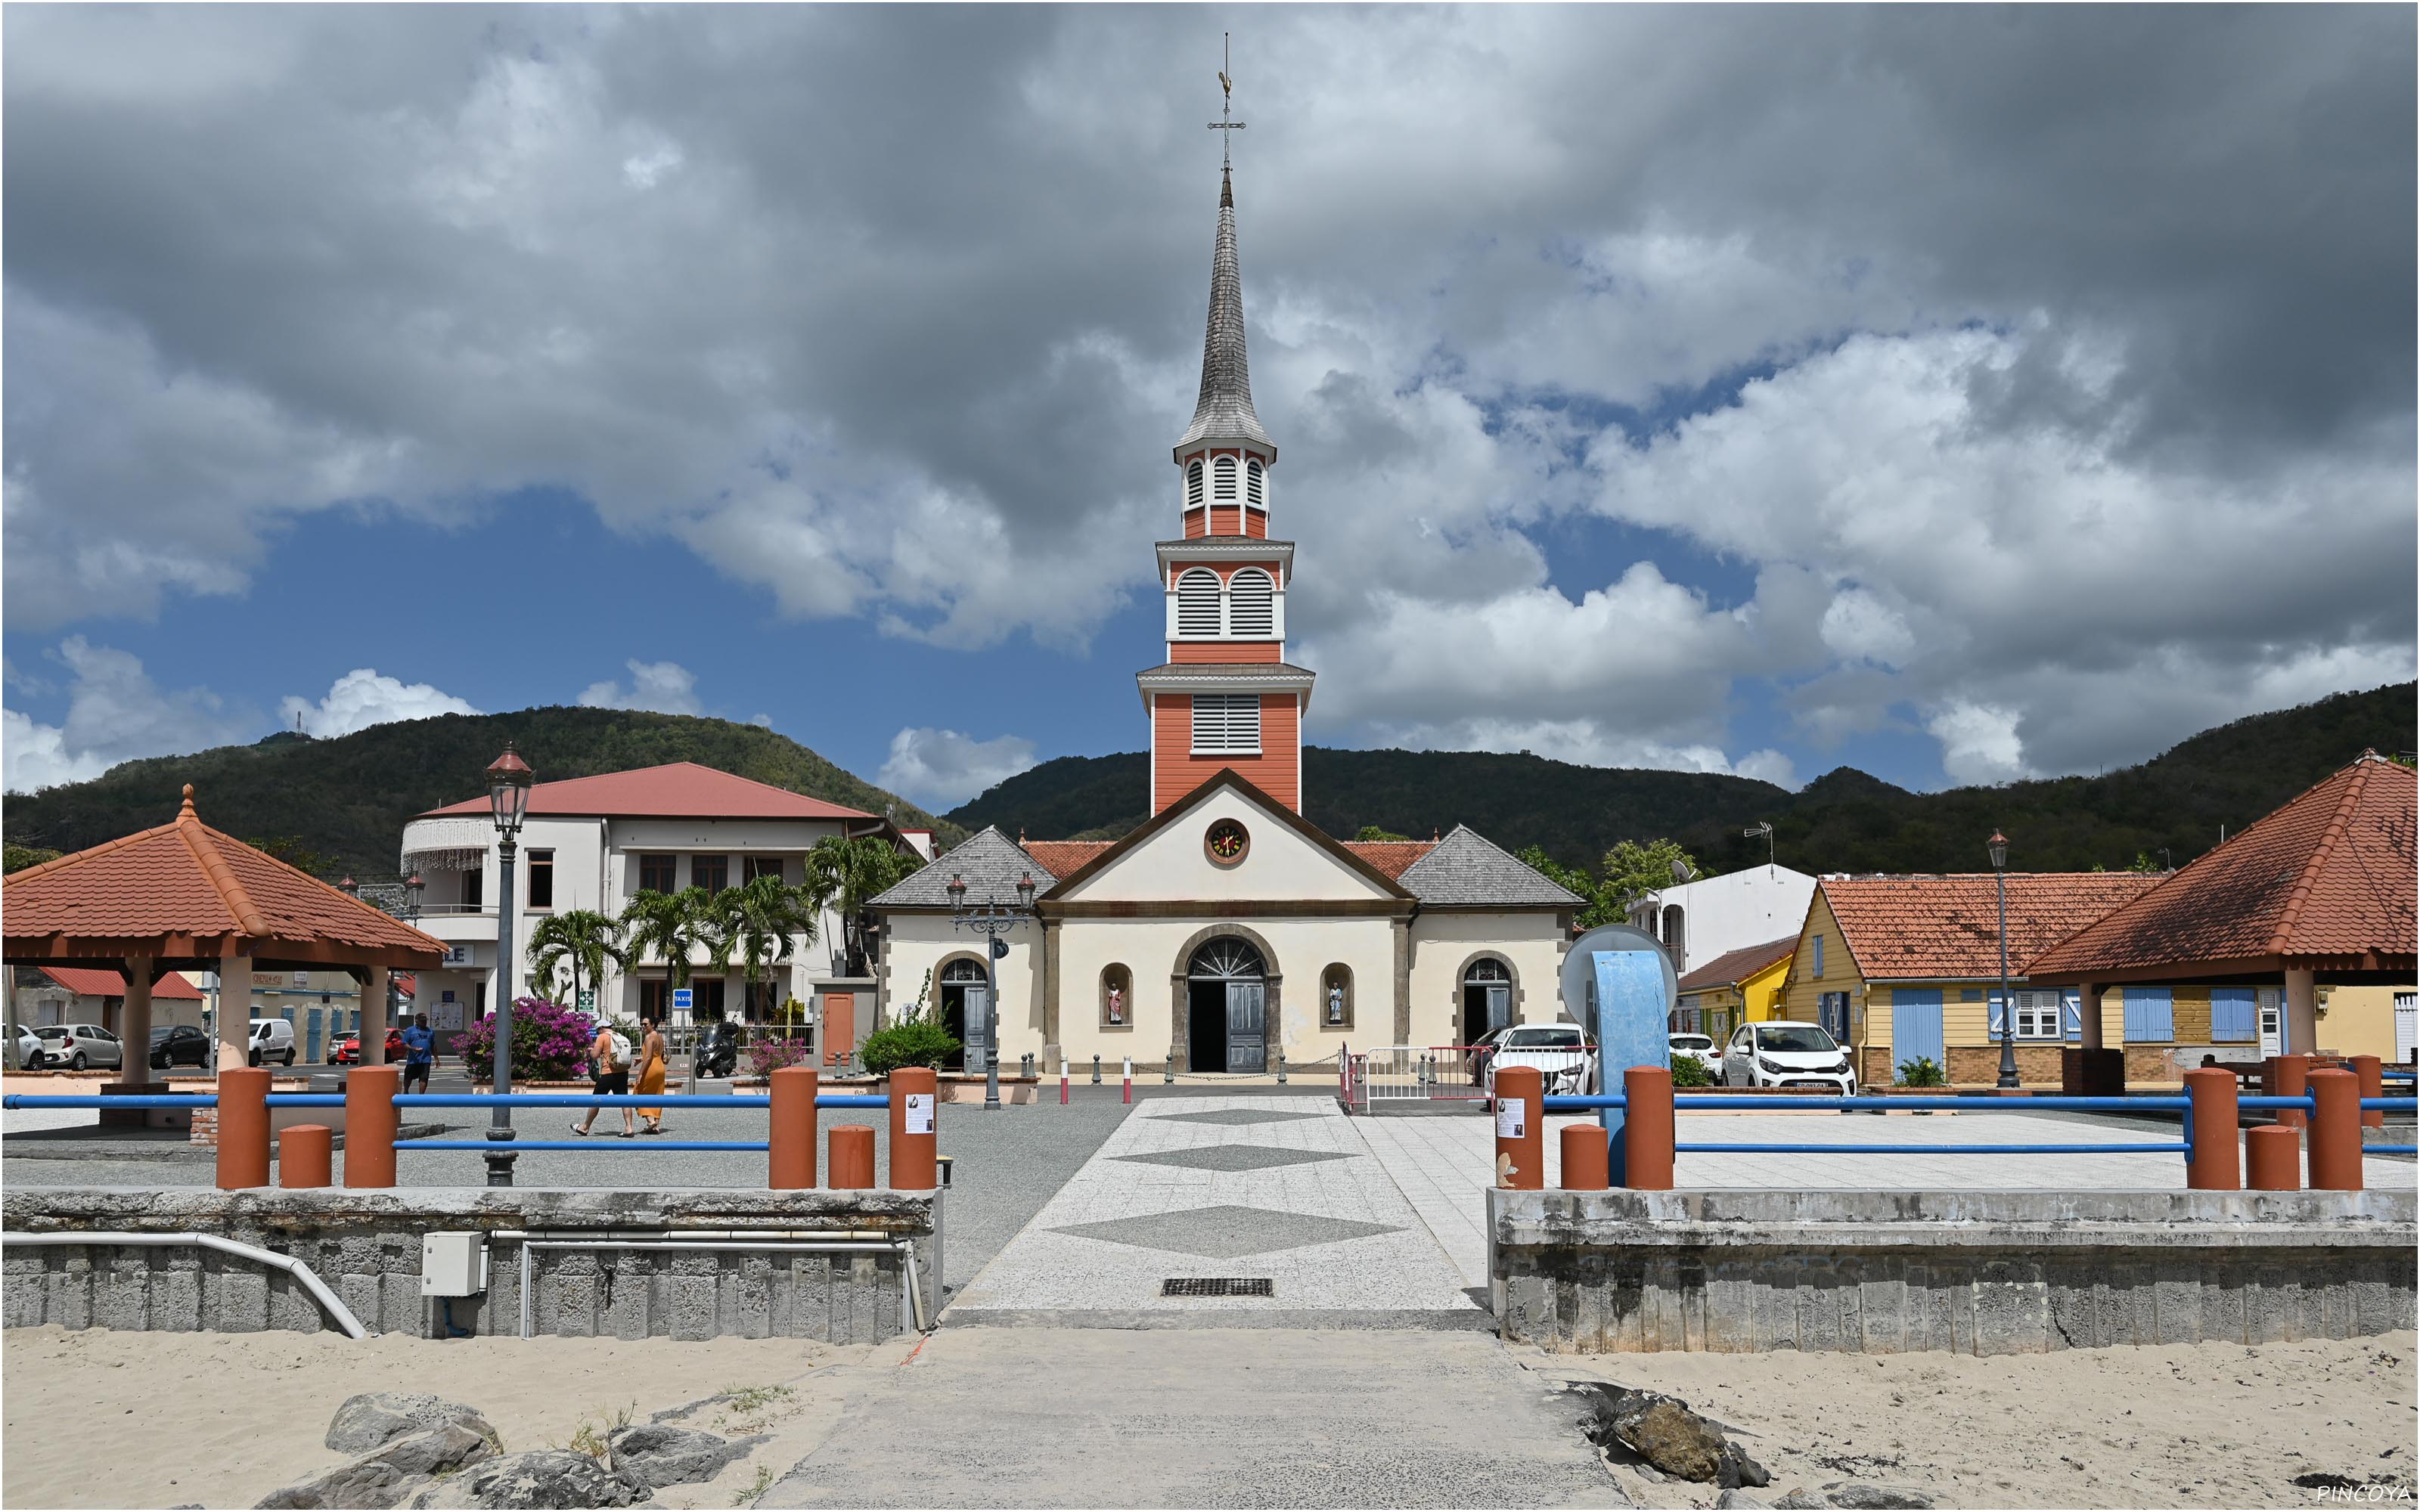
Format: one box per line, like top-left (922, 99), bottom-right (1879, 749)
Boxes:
top-left (938, 957), bottom-right (987, 1072)
top-left (1461, 956), bottom-right (1513, 1045)
top-left (1187, 937), bottom-right (1267, 1074)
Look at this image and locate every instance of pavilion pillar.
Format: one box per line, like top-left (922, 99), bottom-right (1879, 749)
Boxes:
top-left (361, 965), bottom-right (392, 1064)
top-left (216, 950), bottom-right (253, 1079)
top-left (101, 954), bottom-right (163, 1127)
top-left (2285, 968), bottom-right (2320, 1059)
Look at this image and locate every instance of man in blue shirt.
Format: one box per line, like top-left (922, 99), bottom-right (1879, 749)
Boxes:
top-left (399, 1014), bottom-right (437, 1093)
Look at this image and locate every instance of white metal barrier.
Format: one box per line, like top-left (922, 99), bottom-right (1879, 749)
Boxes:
top-left (1351, 1045), bottom-right (1492, 1110)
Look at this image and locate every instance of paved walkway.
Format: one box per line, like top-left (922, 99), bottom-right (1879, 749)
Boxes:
top-left (945, 1095), bottom-right (1484, 1328)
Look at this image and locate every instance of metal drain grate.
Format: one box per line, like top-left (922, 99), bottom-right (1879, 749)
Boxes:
top-left (1162, 1276), bottom-right (1274, 1298)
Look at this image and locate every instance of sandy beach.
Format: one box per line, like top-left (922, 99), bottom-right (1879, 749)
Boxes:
top-left (3, 1324), bottom-right (2412, 1510)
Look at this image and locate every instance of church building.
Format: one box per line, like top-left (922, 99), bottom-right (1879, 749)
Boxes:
top-left (870, 154), bottom-right (1580, 1074)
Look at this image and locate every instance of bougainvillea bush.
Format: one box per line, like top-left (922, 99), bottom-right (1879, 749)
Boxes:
top-left (745, 1035), bottom-right (817, 1078)
top-left (461, 996), bottom-right (598, 1082)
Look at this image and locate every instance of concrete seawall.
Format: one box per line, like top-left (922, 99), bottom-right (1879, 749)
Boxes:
top-left (3, 1187), bottom-right (936, 1343)
top-left (1489, 1188), bottom-right (2417, 1355)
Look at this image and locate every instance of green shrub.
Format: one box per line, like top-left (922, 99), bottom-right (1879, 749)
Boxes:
top-left (1897, 1056), bottom-right (1946, 1087)
top-left (859, 1021), bottom-right (961, 1077)
top-left (1668, 1054), bottom-right (1713, 1088)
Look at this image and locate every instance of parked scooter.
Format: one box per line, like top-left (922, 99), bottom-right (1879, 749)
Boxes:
top-left (698, 1019), bottom-right (740, 1079)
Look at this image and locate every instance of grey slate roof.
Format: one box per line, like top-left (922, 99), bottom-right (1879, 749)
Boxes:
top-left (1134, 661), bottom-right (1317, 687)
top-left (869, 826), bottom-right (1056, 910)
top-left (1398, 825), bottom-right (1583, 909)
top-left (1174, 168), bottom-right (1274, 456)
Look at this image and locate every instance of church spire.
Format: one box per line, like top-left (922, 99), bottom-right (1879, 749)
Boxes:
top-left (1176, 52), bottom-right (1271, 458)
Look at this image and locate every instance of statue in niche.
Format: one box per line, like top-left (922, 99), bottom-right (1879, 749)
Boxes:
top-left (1327, 981), bottom-right (1345, 1024)
top-left (1106, 984), bottom-right (1125, 1024)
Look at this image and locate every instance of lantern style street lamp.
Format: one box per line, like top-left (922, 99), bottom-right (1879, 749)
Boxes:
top-left (484, 742), bottom-right (535, 1186)
top-left (1988, 829), bottom-right (2018, 1090)
top-left (948, 869), bottom-right (1038, 1112)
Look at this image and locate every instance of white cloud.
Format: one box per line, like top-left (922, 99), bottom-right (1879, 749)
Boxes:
top-left (279, 668), bottom-right (479, 738)
top-left (577, 660), bottom-right (703, 716)
top-left (1733, 749), bottom-right (1800, 791)
top-left (877, 727), bottom-right (1038, 810)
top-left (2, 638), bottom-right (255, 793)
top-left (1925, 700), bottom-right (2031, 787)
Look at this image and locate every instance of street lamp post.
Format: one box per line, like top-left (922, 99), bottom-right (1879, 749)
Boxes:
top-left (948, 870), bottom-right (1037, 1112)
top-left (1989, 829), bottom-right (2018, 1090)
top-left (484, 744), bottom-right (535, 1187)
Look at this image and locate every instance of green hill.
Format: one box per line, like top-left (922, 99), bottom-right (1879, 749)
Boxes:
top-left (2, 707), bottom-right (963, 876)
top-left (948, 683), bottom-right (2416, 875)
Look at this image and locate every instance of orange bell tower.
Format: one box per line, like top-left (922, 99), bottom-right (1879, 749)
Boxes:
top-left (1140, 128), bottom-right (1312, 816)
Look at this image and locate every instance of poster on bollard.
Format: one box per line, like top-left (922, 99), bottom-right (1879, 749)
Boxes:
top-left (1556, 923), bottom-right (1679, 1185)
top-left (904, 1092), bottom-right (935, 1135)
top-left (1494, 1097), bottom-right (1525, 1139)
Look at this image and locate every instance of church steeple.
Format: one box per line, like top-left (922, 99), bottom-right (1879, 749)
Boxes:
top-left (1174, 164), bottom-right (1273, 458)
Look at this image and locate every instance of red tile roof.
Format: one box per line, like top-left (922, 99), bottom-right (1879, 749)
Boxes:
top-left (1020, 841), bottom-right (1114, 878)
top-left (1342, 840), bottom-right (1438, 879)
top-left (2027, 754), bottom-right (2418, 978)
top-left (5, 785), bottom-right (445, 968)
top-left (417, 762), bottom-right (876, 822)
top-left (1820, 872), bottom-right (2162, 981)
top-left (1677, 935), bottom-right (1798, 993)
top-left (36, 966), bottom-right (204, 1000)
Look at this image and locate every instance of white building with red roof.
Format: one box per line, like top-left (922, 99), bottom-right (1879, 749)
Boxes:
top-left (402, 761), bottom-right (901, 1046)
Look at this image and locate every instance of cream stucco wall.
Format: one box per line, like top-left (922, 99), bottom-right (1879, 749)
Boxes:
top-left (1404, 911), bottom-right (1568, 1046)
top-left (879, 912), bottom-right (1047, 1055)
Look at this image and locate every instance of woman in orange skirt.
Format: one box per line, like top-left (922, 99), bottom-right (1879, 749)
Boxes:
top-left (634, 1017), bottom-right (669, 1134)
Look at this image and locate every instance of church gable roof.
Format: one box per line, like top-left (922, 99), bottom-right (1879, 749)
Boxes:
top-left (1042, 769), bottom-right (1413, 904)
top-left (1397, 826), bottom-right (1584, 909)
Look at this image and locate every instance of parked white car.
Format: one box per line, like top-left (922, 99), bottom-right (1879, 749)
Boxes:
top-left (11, 1023), bottom-right (42, 1070)
top-left (248, 1018), bottom-right (296, 1067)
top-left (1483, 1024), bottom-right (1599, 1098)
top-left (1720, 1021), bottom-right (1856, 1095)
top-left (1668, 1033), bottom-right (1723, 1076)
top-left (33, 1023), bottom-right (123, 1071)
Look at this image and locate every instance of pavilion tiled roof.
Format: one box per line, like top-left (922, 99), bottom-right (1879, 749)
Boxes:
top-left (5, 785), bottom-right (445, 967)
top-left (1818, 872), bottom-right (2162, 981)
top-left (2026, 753), bottom-right (2418, 978)
top-left (417, 761), bottom-right (875, 822)
top-left (1677, 935), bottom-right (1798, 994)
top-left (1397, 826), bottom-right (1583, 909)
top-left (36, 966), bottom-right (204, 1000)
top-left (871, 827), bottom-right (1056, 910)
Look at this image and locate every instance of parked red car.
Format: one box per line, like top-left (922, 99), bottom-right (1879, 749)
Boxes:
top-left (327, 1028), bottom-right (406, 1066)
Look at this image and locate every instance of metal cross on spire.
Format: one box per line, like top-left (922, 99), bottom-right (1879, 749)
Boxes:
top-left (1209, 31), bottom-right (1244, 169)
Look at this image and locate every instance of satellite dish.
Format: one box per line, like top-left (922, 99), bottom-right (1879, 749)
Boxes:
top-left (1670, 859), bottom-right (1695, 884)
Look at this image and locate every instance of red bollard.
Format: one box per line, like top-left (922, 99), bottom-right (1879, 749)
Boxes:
top-left (1122, 1057), bottom-right (1132, 1105)
top-left (1624, 1064), bottom-right (1677, 1191)
top-left (768, 1066), bottom-right (819, 1190)
top-left (828, 1125), bottom-right (876, 1189)
top-left (344, 1064), bottom-right (399, 1189)
top-left (2351, 1055), bottom-right (2384, 1129)
top-left (1494, 1065), bottom-right (1544, 1190)
top-left (280, 1124), bottom-right (333, 1188)
top-left (1060, 1058), bottom-right (1069, 1105)
top-left (2264, 1054), bottom-right (2310, 1131)
top-left (889, 1067), bottom-right (937, 1191)
top-left (216, 1067), bottom-right (272, 1190)
top-left (1559, 1124), bottom-right (1609, 1190)
top-left (2183, 1067), bottom-right (2241, 1191)
top-left (2307, 1067), bottom-right (2363, 1191)
top-left (2246, 1124), bottom-right (2302, 1190)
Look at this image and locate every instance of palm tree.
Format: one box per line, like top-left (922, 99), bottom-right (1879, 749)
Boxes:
top-left (526, 909), bottom-right (628, 1012)
top-left (619, 886), bottom-right (716, 1015)
top-left (808, 836), bottom-right (919, 975)
top-left (715, 873), bottom-right (818, 1025)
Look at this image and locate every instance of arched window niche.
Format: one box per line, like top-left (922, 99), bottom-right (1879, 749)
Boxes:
top-left (1212, 455), bottom-right (1239, 501)
top-left (1321, 964), bottom-right (1354, 1029)
top-left (1186, 458), bottom-right (1205, 508)
top-left (1100, 963), bottom-right (1133, 1029)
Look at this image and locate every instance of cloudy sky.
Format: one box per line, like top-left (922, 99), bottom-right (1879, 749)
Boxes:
top-left (5, 5), bottom-right (2413, 809)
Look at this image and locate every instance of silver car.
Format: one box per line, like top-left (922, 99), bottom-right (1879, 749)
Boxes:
top-left (33, 1023), bottom-right (123, 1071)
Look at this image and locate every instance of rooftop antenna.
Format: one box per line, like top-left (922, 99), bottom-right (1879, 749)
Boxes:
top-left (1743, 820), bottom-right (1776, 869)
top-left (1209, 32), bottom-right (1245, 169)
